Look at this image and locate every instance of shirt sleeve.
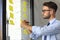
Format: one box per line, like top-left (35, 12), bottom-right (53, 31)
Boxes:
top-left (30, 26), bottom-right (41, 40)
top-left (30, 22), bottom-right (60, 39)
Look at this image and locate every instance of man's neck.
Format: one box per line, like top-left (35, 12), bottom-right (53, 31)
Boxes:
top-left (48, 16), bottom-right (55, 22)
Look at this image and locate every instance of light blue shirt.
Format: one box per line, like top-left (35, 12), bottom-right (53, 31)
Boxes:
top-left (30, 18), bottom-right (60, 40)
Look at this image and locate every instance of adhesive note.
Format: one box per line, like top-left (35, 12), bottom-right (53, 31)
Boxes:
top-left (10, 12), bottom-right (14, 18)
top-left (23, 1), bottom-right (27, 6)
top-left (9, 5), bottom-right (13, 11)
top-left (9, 0), bottom-right (13, 4)
top-left (23, 29), bottom-right (29, 35)
top-left (23, 13), bottom-right (28, 18)
top-left (9, 20), bottom-right (14, 25)
top-left (23, 7), bottom-right (27, 12)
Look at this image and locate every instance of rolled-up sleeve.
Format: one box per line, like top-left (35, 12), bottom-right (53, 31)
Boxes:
top-left (30, 26), bottom-right (41, 40)
top-left (30, 23), bottom-right (60, 39)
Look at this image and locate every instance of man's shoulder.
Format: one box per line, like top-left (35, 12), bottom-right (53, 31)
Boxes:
top-left (56, 20), bottom-right (60, 22)
top-left (54, 19), bottom-right (60, 24)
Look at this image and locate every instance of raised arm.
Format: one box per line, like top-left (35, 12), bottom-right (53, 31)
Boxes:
top-left (21, 20), bottom-right (32, 32)
top-left (32, 23), bottom-right (60, 36)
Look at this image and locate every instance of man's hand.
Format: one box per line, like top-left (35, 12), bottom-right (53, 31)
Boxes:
top-left (21, 20), bottom-right (32, 32)
top-left (21, 20), bottom-right (29, 28)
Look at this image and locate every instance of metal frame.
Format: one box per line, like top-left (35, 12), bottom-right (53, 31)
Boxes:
top-left (30, 0), bottom-right (34, 26)
top-left (3, 0), bottom-right (6, 40)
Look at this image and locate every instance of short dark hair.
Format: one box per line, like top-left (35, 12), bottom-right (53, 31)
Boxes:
top-left (43, 1), bottom-right (58, 12)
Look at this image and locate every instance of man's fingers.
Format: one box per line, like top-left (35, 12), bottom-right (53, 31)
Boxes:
top-left (24, 20), bottom-right (29, 23)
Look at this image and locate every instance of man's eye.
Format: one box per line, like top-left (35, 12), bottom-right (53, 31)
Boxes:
top-left (42, 10), bottom-right (50, 12)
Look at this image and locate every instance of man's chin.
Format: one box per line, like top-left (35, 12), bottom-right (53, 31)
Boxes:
top-left (43, 16), bottom-right (50, 19)
top-left (43, 17), bottom-right (49, 19)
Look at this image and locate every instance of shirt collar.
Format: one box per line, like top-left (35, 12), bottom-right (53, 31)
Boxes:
top-left (49, 18), bottom-right (56, 24)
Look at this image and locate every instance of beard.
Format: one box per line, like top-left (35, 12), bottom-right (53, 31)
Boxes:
top-left (43, 15), bottom-right (50, 19)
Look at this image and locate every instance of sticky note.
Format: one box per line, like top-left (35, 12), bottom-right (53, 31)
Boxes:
top-left (23, 13), bottom-right (28, 18)
top-left (9, 0), bottom-right (13, 4)
top-left (23, 7), bottom-right (27, 12)
top-left (10, 12), bottom-right (14, 18)
top-left (23, 1), bottom-right (27, 6)
top-left (9, 5), bottom-right (13, 11)
top-left (23, 29), bottom-right (29, 35)
top-left (9, 20), bottom-right (14, 25)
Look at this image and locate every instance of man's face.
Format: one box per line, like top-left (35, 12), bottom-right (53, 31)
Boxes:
top-left (42, 6), bottom-right (52, 19)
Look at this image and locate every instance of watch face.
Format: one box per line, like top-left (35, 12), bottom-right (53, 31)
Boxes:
top-left (0, 0), bottom-right (2, 40)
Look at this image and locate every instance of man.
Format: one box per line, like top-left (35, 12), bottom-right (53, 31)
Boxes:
top-left (21, 1), bottom-right (60, 40)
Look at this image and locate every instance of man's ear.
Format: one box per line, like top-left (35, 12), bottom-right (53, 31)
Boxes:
top-left (50, 9), bottom-right (55, 15)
